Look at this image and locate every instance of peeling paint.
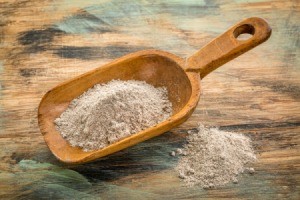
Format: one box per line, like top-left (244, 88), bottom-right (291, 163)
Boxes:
top-left (55, 9), bottom-right (114, 34)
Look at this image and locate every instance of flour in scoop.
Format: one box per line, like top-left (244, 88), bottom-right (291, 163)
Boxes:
top-left (54, 80), bottom-right (172, 151)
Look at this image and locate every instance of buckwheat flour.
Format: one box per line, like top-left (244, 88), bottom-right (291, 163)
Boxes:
top-left (175, 125), bottom-right (256, 188)
top-left (55, 80), bottom-right (172, 152)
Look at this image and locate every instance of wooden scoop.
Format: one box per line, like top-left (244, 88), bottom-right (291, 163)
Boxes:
top-left (38, 17), bottom-right (271, 164)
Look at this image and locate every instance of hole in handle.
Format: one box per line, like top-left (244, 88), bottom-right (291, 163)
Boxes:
top-left (233, 24), bottom-right (255, 41)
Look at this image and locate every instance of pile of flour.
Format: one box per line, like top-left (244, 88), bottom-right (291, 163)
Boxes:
top-left (175, 125), bottom-right (256, 188)
top-left (55, 80), bottom-right (172, 151)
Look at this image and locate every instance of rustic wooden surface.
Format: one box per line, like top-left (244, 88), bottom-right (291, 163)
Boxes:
top-left (0, 0), bottom-right (299, 199)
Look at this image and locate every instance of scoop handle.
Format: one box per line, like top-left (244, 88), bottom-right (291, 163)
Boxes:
top-left (185, 17), bottom-right (271, 78)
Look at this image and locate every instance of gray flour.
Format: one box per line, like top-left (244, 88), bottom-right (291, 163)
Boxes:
top-left (175, 125), bottom-right (256, 188)
top-left (55, 80), bottom-right (172, 151)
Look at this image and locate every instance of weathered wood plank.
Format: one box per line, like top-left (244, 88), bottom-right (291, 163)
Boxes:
top-left (0, 0), bottom-right (299, 199)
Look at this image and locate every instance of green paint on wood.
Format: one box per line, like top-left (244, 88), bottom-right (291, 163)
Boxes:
top-left (234, 0), bottom-right (272, 2)
top-left (160, 0), bottom-right (206, 5)
top-left (55, 10), bottom-right (113, 34)
top-left (27, 184), bottom-right (95, 200)
top-left (19, 159), bottom-right (54, 170)
top-left (15, 160), bottom-right (93, 199)
top-left (235, 172), bottom-right (299, 199)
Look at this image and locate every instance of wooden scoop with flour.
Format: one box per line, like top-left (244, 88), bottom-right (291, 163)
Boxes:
top-left (38, 17), bottom-right (271, 164)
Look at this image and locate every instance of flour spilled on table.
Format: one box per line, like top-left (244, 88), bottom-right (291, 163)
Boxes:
top-left (173, 125), bottom-right (257, 188)
top-left (55, 80), bottom-right (172, 152)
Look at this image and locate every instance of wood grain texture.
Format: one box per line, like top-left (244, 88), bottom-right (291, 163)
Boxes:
top-left (0, 0), bottom-right (299, 199)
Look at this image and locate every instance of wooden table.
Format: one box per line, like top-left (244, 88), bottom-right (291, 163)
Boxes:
top-left (0, 0), bottom-right (299, 199)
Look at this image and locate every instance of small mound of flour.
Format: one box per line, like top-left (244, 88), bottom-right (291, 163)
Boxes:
top-left (175, 125), bottom-right (257, 188)
top-left (55, 80), bottom-right (172, 151)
